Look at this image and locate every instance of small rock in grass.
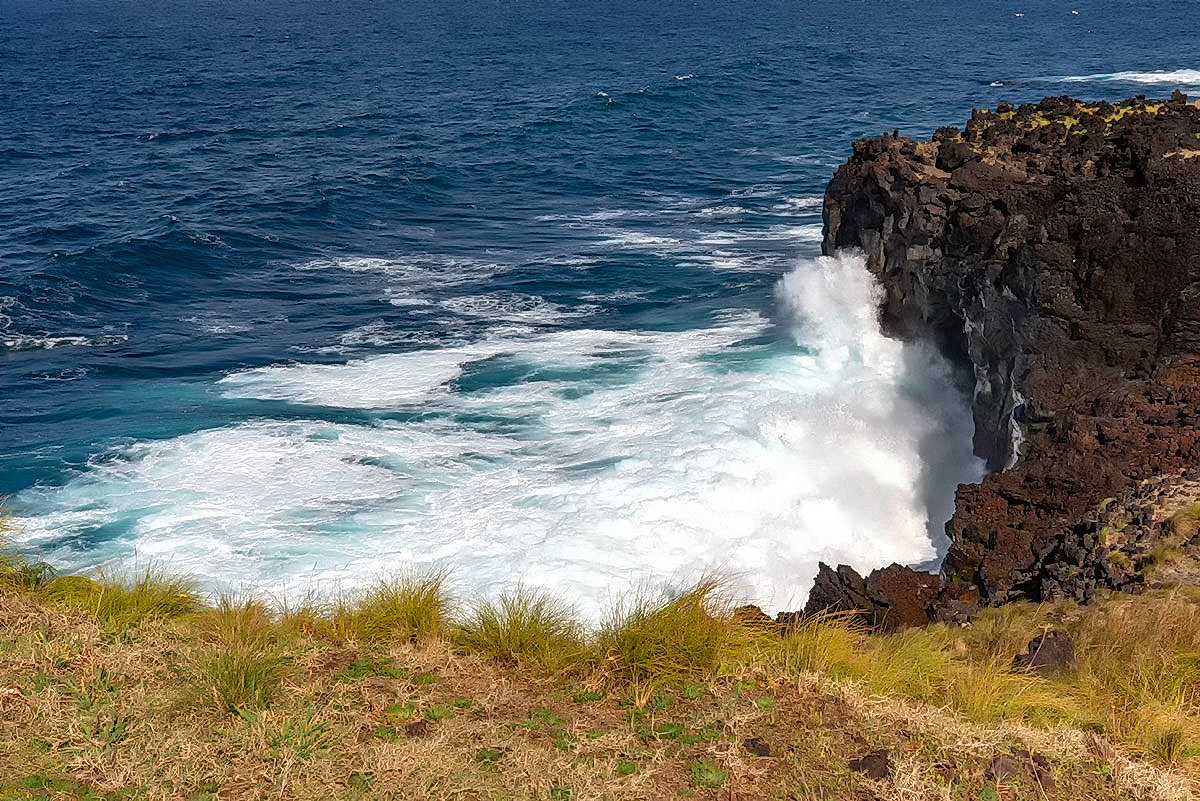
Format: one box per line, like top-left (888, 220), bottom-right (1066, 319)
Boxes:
top-left (743, 737), bottom-right (771, 757)
top-left (988, 755), bottom-right (1018, 782)
top-left (848, 749), bottom-right (891, 779)
top-left (733, 605), bottom-right (779, 631)
top-left (1013, 630), bottom-right (1075, 674)
top-left (404, 719), bottom-right (430, 738)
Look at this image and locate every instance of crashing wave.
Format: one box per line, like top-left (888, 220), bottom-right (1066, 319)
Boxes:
top-left (13, 254), bottom-right (983, 619)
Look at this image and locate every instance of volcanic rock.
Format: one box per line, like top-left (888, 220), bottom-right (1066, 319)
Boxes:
top-left (848, 749), bottom-right (892, 779)
top-left (1013, 630), bottom-right (1075, 674)
top-left (822, 94), bottom-right (1200, 605)
top-left (805, 562), bottom-right (941, 630)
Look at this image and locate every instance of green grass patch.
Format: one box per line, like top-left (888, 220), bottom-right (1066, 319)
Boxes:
top-left (688, 759), bottom-right (726, 789)
top-left (337, 657), bottom-right (437, 685)
top-left (423, 705), bottom-right (454, 722)
top-left (474, 747), bottom-right (503, 764)
top-left (44, 569), bottom-right (200, 626)
top-left (384, 701), bottom-right (419, 720)
top-left (614, 759), bottom-right (638, 777)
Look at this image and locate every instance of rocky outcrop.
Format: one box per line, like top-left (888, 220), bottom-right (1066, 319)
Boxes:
top-left (818, 94), bottom-right (1200, 611)
top-left (803, 562), bottom-right (977, 630)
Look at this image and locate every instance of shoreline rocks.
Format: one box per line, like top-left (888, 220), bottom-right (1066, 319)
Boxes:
top-left (811, 94), bottom-right (1200, 622)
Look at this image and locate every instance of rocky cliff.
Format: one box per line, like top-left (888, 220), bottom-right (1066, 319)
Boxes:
top-left (812, 94), bottom-right (1200, 622)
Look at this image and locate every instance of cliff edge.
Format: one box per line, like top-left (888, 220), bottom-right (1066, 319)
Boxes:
top-left (814, 94), bottom-right (1200, 621)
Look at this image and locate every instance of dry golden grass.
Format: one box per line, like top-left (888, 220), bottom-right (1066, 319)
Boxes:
top-left (0, 547), bottom-right (1198, 799)
top-left (595, 577), bottom-right (755, 690)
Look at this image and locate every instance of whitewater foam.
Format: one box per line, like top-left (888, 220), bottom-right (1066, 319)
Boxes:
top-left (1012, 69), bottom-right (1200, 86)
top-left (439, 292), bottom-right (595, 325)
top-left (14, 254), bottom-right (983, 619)
top-left (1058, 69), bottom-right (1200, 84)
top-left (1, 333), bottom-right (128, 352)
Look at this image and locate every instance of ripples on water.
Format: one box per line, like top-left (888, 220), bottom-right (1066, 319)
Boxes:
top-left (2, 0), bottom-right (1195, 612)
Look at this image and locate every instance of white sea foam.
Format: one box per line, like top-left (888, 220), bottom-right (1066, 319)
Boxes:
top-left (761, 223), bottom-right (824, 241)
top-left (774, 196), bottom-right (824, 211)
top-left (298, 254), bottom-right (505, 289)
top-left (598, 230), bottom-right (685, 252)
top-left (1, 333), bottom-right (128, 352)
top-left (439, 292), bottom-right (595, 325)
top-left (1043, 69), bottom-right (1200, 85)
top-left (336, 322), bottom-right (453, 349)
top-left (14, 254), bottom-right (983, 619)
top-left (219, 345), bottom-right (496, 408)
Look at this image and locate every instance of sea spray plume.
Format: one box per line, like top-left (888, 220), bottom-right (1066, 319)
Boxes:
top-left (777, 249), bottom-right (888, 364)
top-left (773, 252), bottom-right (983, 562)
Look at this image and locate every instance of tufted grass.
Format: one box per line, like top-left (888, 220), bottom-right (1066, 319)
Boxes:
top-left (42, 569), bottom-right (201, 626)
top-left (1169, 503), bottom-right (1200, 541)
top-left (456, 586), bottom-right (589, 673)
top-left (866, 593), bottom-right (1200, 764)
top-left (0, 509), bottom-right (1197, 779)
top-left (189, 638), bottom-right (286, 715)
top-left (595, 577), bottom-right (761, 689)
top-left (322, 569), bottom-right (452, 643)
top-left (0, 510), bottom-right (55, 592)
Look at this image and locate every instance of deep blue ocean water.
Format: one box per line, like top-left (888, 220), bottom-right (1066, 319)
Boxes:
top-left (3, 0), bottom-right (1198, 612)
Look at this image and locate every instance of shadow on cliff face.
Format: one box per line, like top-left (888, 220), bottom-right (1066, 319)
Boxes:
top-left (897, 342), bottom-right (984, 570)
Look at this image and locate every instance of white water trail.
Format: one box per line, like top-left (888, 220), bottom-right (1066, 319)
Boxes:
top-left (1045, 69), bottom-right (1200, 85)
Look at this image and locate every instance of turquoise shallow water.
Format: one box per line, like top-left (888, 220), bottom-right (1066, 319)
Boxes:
top-left (2, 0), bottom-right (1197, 612)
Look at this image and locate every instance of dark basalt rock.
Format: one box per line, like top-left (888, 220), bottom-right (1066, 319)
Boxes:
top-left (987, 755), bottom-right (1019, 783)
top-left (743, 736), bottom-right (772, 757)
top-left (848, 749), bottom-right (892, 779)
top-left (804, 562), bottom-right (979, 630)
top-left (821, 94), bottom-right (1200, 608)
top-left (1014, 630), bottom-right (1075, 674)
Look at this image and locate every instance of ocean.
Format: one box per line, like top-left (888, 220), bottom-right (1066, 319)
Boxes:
top-left (2, 0), bottom-right (1197, 616)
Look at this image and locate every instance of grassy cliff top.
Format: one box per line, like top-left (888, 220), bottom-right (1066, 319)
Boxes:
top-left (937, 93), bottom-right (1200, 165)
top-left (1, 545), bottom-right (1199, 800)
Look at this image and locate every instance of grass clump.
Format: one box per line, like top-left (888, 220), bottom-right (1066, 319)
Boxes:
top-left (324, 569), bottom-right (451, 642)
top-left (456, 587), bottom-right (588, 673)
top-left (188, 597), bottom-right (286, 714)
top-left (1065, 592), bottom-right (1200, 762)
top-left (44, 568), bottom-right (200, 626)
top-left (1169, 503), bottom-right (1200, 542)
top-left (688, 759), bottom-right (726, 789)
top-left (0, 552), bottom-right (55, 592)
top-left (192, 642), bottom-right (285, 714)
top-left (769, 610), bottom-right (865, 676)
top-left (596, 578), bottom-right (754, 689)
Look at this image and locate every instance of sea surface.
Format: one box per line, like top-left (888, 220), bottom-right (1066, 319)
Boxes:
top-left (2, 0), bottom-right (1197, 615)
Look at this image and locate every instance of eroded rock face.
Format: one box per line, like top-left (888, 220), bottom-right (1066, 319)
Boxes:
top-left (822, 94), bottom-right (1200, 605)
top-left (803, 562), bottom-right (977, 630)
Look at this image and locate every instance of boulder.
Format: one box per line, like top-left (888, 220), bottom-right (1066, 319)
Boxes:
top-left (804, 562), bottom-right (941, 630)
